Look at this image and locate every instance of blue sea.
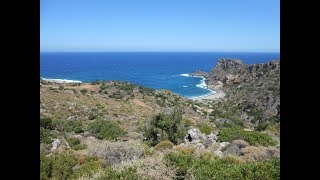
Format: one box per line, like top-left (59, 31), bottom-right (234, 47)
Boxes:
top-left (40, 52), bottom-right (280, 98)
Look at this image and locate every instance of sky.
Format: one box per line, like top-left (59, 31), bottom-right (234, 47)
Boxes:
top-left (40, 0), bottom-right (280, 52)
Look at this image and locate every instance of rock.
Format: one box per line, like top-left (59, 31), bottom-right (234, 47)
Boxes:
top-left (204, 133), bottom-right (218, 147)
top-left (208, 142), bottom-right (230, 157)
top-left (51, 138), bottom-right (61, 151)
top-left (185, 128), bottom-right (206, 144)
top-left (222, 139), bottom-right (249, 156)
top-left (223, 144), bottom-right (241, 156)
top-left (184, 128), bottom-right (218, 148)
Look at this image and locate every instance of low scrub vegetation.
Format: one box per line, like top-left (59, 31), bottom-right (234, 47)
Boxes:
top-left (218, 127), bottom-right (276, 146)
top-left (154, 140), bottom-right (174, 151)
top-left (144, 109), bottom-right (189, 146)
top-left (88, 119), bottom-right (127, 140)
top-left (66, 137), bottom-right (87, 150)
top-left (165, 151), bottom-right (280, 179)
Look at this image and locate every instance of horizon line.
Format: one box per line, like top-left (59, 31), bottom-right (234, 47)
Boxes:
top-left (40, 51), bottom-right (280, 53)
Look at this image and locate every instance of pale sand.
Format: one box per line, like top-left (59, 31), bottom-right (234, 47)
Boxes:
top-left (192, 90), bottom-right (225, 101)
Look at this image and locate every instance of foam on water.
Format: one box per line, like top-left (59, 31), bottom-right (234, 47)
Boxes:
top-left (41, 78), bottom-right (82, 83)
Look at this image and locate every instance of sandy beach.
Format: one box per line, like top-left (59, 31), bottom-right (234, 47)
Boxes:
top-left (192, 89), bottom-right (225, 101)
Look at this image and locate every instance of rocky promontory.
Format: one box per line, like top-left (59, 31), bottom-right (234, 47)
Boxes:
top-left (201, 58), bottom-right (280, 127)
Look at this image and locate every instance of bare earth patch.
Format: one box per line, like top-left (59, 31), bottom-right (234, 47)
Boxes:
top-left (130, 99), bottom-right (153, 110)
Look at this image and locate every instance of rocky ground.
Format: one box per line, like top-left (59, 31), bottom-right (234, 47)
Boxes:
top-left (40, 59), bottom-right (280, 179)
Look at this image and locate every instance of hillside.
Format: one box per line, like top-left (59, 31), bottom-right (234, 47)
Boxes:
top-left (40, 59), bottom-right (280, 179)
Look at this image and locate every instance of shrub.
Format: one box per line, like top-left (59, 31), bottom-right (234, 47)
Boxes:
top-left (72, 157), bottom-right (102, 178)
top-left (174, 146), bottom-right (195, 155)
top-left (40, 117), bottom-right (53, 130)
top-left (40, 152), bottom-right (78, 180)
top-left (198, 123), bottom-right (213, 135)
top-left (64, 120), bottom-right (84, 133)
top-left (144, 109), bottom-right (188, 146)
top-left (87, 140), bottom-right (144, 166)
top-left (154, 140), bottom-right (174, 151)
top-left (101, 166), bottom-right (140, 179)
top-left (240, 146), bottom-right (280, 162)
top-left (265, 123), bottom-right (280, 137)
top-left (135, 154), bottom-right (176, 180)
top-left (51, 119), bottom-right (84, 133)
top-left (256, 121), bottom-right (270, 131)
top-left (51, 153), bottom-right (78, 179)
top-left (165, 152), bottom-right (280, 179)
top-left (40, 127), bottom-right (53, 144)
top-left (218, 127), bottom-right (276, 146)
top-left (88, 108), bottom-right (99, 120)
top-left (40, 153), bottom-right (53, 179)
top-left (80, 88), bottom-right (88, 94)
top-left (66, 137), bottom-right (87, 150)
top-left (88, 119), bottom-right (127, 140)
top-left (164, 152), bottom-right (194, 178)
top-left (59, 85), bottom-right (64, 90)
top-left (100, 82), bottom-right (107, 90)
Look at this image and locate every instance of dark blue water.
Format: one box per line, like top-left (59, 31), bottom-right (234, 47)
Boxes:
top-left (40, 52), bottom-right (280, 98)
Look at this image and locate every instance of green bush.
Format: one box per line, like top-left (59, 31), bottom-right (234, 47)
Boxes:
top-left (265, 123), bottom-right (280, 137)
top-left (40, 117), bottom-right (53, 130)
top-left (66, 137), bottom-right (87, 150)
top-left (40, 153), bottom-right (78, 180)
top-left (101, 166), bottom-right (140, 180)
top-left (154, 140), bottom-right (174, 151)
top-left (40, 153), bottom-right (53, 179)
top-left (218, 127), bottom-right (276, 146)
top-left (199, 123), bottom-right (213, 135)
top-left (144, 109), bottom-right (188, 146)
top-left (51, 119), bottom-right (84, 133)
top-left (256, 121), bottom-right (270, 131)
top-left (40, 127), bottom-right (53, 144)
top-left (41, 153), bottom-right (104, 180)
top-left (165, 152), bottom-right (194, 178)
top-left (88, 119), bottom-right (127, 140)
top-left (164, 152), bottom-right (280, 179)
top-left (64, 120), bottom-right (84, 133)
top-left (80, 88), bottom-right (88, 94)
top-left (72, 157), bottom-right (102, 178)
top-left (100, 82), bottom-right (107, 90)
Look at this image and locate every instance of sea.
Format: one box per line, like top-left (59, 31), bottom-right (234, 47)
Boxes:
top-left (40, 52), bottom-right (280, 98)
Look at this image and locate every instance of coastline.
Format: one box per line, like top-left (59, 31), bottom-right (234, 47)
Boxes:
top-left (191, 89), bottom-right (225, 101)
top-left (41, 77), bottom-right (82, 84)
top-left (41, 75), bottom-right (225, 101)
top-left (187, 74), bottom-right (225, 101)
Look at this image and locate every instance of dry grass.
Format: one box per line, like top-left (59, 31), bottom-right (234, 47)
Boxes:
top-left (135, 154), bottom-right (176, 180)
top-left (174, 146), bottom-right (195, 155)
top-left (154, 140), bottom-right (174, 152)
top-left (86, 139), bottom-right (145, 166)
top-left (240, 146), bottom-right (280, 162)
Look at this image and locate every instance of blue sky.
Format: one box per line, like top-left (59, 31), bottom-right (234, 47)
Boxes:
top-left (40, 0), bottom-right (280, 52)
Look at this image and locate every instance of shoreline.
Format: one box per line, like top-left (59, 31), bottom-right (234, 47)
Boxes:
top-left (41, 77), bottom-right (82, 84)
top-left (187, 74), bottom-right (225, 101)
top-left (191, 89), bottom-right (225, 101)
top-left (41, 75), bottom-right (225, 101)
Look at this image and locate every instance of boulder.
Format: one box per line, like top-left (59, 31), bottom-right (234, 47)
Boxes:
top-left (185, 128), bottom-right (218, 148)
top-left (51, 138), bottom-right (61, 151)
